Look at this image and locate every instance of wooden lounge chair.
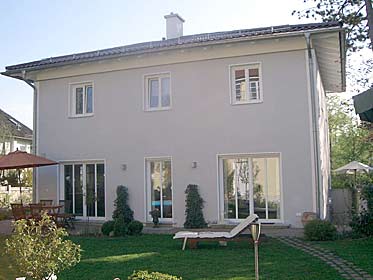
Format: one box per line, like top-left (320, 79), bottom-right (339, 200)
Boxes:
top-left (173, 214), bottom-right (259, 250)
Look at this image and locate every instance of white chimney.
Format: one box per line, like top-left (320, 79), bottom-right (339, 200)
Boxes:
top-left (164, 12), bottom-right (185, 39)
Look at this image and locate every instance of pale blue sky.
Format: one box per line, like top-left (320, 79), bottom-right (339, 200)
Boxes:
top-left (0, 0), bottom-right (315, 128)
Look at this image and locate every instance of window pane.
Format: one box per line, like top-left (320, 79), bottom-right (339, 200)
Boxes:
top-left (162, 160), bottom-right (172, 218)
top-left (161, 77), bottom-right (170, 107)
top-left (267, 158), bottom-right (281, 219)
top-left (149, 79), bottom-right (159, 108)
top-left (253, 158), bottom-right (266, 219)
top-left (75, 87), bottom-right (84, 115)
top-left (85, 86), bottom-right (93, 114)
top-left (86, 164), bottom-right (96, 217)
top-left (74, 164), bottom-right (83, 215)
top-left (223, 159), bottom-right (236, 219)
top-left (64, 165), bottom-right (73, 214)
top-left (96, 164), bottom-right (105, 217)
top-left (235, 159), bottom-right (250, 219)
top-left (249, 68), bottom-right (260, 100)
top-left (150, 161), bottom-right (161, 213)
top-left (234, 69), bottom-right (246, 102)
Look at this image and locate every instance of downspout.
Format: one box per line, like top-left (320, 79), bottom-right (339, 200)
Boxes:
top-left (305, 33), bottom-right (322, 218)
top-left (20, 70), bottom-right (38, 203)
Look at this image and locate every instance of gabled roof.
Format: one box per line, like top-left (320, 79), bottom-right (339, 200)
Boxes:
top-left (3, 22), bottom-right (342, 72)
top-left (0, 108), bottom-right (32, 140)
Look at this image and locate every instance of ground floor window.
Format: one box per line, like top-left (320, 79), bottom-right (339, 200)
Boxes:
top-left (63, 162), bottom-right (105, 218)
top-left (219, 154), bottom-right (281, 221)
top-left (146, 158), bottom-right (172, 222)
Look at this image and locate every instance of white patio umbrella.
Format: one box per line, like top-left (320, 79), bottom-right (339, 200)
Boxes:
top-left (334, 161), bottom-right (373, 211)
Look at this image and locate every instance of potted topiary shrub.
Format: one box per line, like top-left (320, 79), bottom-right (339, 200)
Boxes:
top-left (149, 209), bottom-right (160, 227)
top-left (6, 212), bottom-right (81, 280)
top-left (184, 184), bottom-right (207, 229)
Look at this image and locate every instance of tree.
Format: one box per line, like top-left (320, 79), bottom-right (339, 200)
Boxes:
top-left (184, 184), bottom-right (207, 229)
top-left (293, 0), bottom-right (373, 51)
top-left (327, 95), bottom-right (373, 188)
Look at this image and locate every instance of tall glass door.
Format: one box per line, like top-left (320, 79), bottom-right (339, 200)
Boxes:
top-left (147, 159), bottom-right (172, 222)
top-left (63, 162), bottom-right (105, 218)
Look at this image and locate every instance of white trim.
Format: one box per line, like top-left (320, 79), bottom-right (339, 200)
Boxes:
top-left (228, 62), bottom-right (263, 105)
top-left (68, 81), bottom-right (95, 118)
top-left (143, 72), bottom-right (172, 112)
top-left (216, 152), bottom-right (283, 224)
top-left (144, 156), bottom-right (173, 223)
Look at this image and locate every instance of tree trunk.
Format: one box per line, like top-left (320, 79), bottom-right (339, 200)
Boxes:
top-left (365, 0), bottom-right (373, 51)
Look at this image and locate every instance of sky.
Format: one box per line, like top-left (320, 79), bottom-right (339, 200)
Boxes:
top-left (0, 0), bottom-right (361, 129)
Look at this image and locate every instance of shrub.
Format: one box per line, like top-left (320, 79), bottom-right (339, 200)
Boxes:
top-left (127, 220), bottom-right (143, 235)
top-left (114, 214), bottom-right (127, 237)
top-left (128, 270), bottom-right (181, 280)
top-left (304, 219), bottom-right (337, 241)
top-left (350, 211), bottom-right (373, 236)
top-left (113, 185), bottom-right (134, 224)
top-left (5, 212), bottom-right (81, 280)
top-left (101, 220), bottom-right (115, 236)
top-left (184, 184), bottom-right (207, 229)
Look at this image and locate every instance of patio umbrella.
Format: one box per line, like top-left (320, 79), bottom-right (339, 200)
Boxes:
top-left (334, 161), bottom-right (373, 211)
top-left (0, 150), bottom-right (58, 202)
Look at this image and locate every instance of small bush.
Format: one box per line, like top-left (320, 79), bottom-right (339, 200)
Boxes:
top-left (127, 220), bottom-right (143, 235)
top-left (101, 220), bottom-right (115, 236)
top-left (184, 184), bottom-right (207, 229)
top-left (113, 185), bottom-right (134, 224)
top-left (304, 220), bottom-right (337, 241)
top-left (350, 212), bottom-right (373, 236)
top-left (128, 270), bottom-right (181, 280)
top-left (113, 214), bottom-right (127, 237)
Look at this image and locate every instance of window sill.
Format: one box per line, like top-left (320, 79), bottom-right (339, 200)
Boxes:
top-left (231, 100), bottom-right (263, 106)
top-left (68, 113), bottom-right (94, 119)
top-left (144, 107), bottom-right (172, 112)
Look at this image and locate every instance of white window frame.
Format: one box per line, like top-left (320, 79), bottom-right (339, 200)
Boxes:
top-left (144, 156), bottom-right (173, 223)
top-left (229, 63), bottom-right (263, 105)
top-left (59, 160), bottom-right (106, 220)
top-left (69, 81), bottom-right (94, 118)
top-left (143, 72), bottom-right (172, 111)
top-left (217, 152), bottom-right (283, 224)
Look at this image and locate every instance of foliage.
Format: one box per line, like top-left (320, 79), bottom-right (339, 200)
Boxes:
top-left (5, 213), bottom-right (81, 279)
top-left (350, 185), bottom-right (373, 236)
top-left (114, 214), bottom-right (128, 237)
top-left (101, 220), bottom-right (115, 236)
top-left (327, 95), bottom-right (373, 189)
top-left (292, 0), bottom-right (372, 51)
top-left (184, 184), bottom-right (207, 229)
top-left (128, 270), bottom-right (181, 280)
top-left (0, 122), bottom-right (13, 156)
top-left (350, 211), bottom-right (373, 236)
top-left (304, 219), bottom-right (337, 241)
top-left (127, 220), bottom-right (143, 235)
top-left (113, 185), bottom-right (134, 225)
top-left (149, 209), bottom-right (160, 227)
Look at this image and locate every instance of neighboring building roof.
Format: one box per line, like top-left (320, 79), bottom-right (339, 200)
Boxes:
top-left (0, 108), bottom-right (33, 139)
top-left (353, 87), bottom-right (373, 123)
top-left (4, 22), bottom-right (341, 72)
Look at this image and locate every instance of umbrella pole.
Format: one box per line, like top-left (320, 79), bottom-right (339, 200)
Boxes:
top-left (18, 169), bottom-right (22, 204)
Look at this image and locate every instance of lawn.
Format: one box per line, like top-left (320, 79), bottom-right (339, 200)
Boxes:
top-left (316, 237), bottom-right (373, 275)
top-left (0, 234), bottom-right (345, 280)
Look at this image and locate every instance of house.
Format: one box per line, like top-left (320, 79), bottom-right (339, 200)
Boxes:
top-left (0, 108), bottom-right (33, 154)
top-left (2, 14), bottom-right (346, 227)
top-left (353, 87), bottom-right (373, 123)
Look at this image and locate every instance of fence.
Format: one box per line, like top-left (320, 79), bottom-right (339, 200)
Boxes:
top-left (0, 185), bottom-right (32, 207)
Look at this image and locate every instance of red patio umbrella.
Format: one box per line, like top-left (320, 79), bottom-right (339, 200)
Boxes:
top-left (0, 150), bottom-right (58, 202)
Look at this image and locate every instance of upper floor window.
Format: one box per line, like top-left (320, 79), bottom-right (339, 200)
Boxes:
top-left (70, 83), bottom-right (93, 117)
top-left (230, 63), bottom-right (262, 105)
top-left (144, 73), bottom-right (171, 111)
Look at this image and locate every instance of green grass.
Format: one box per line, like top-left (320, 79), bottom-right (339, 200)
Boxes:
top-left (0, 234), bottom-right (345, 280)
top-left (315, 237), bottom-right (373, 275)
